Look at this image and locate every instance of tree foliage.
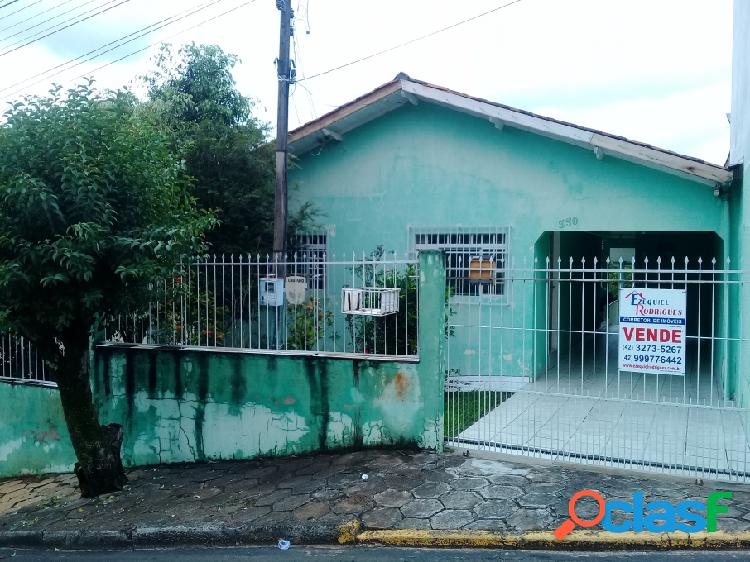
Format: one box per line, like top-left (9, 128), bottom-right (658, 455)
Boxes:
top-left (0, 82), bottom-right (213, 343)
top-left (0, 81), bottom-right (214, 496)
top-left (144, 43), bottom-right (315, 255)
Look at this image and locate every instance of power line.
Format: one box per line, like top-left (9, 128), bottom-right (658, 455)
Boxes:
top-left (1, 0), bottom-right (229, 95)
top-left (299, 0), bottom-right (524, 82)
top-left (0, 0), bottom-right (133, 57)
top-left (1, 0), bottom-right (121, 51)
top-left (0, 1), bottom-right (65, 33)
top-left (0, 0), bottom-right (41, 24)
top-left (73, 1), bottom-right (254, 81)
top-left (0, 0), bottom-right (102, 46)
top-left (291, 33), bottom-right (317, 123)
top-left (3, 0), bottom-right (255, 99)
top-left (0, 1), bottom-right (22, 11)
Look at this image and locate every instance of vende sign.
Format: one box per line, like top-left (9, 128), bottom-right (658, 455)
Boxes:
top-left (618, 288), bottom-right (686, 376)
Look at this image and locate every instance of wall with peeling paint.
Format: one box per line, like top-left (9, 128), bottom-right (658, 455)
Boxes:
top-left (0, 383), bottom-right (75, 477)
top-left (0, 252), bottom-right (445, 476)
top-left (91, 252), bottom-right (444, 467)
top-left (91, 349), bottom-right (438, 467)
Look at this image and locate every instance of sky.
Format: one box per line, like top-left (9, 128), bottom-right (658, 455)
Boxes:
top-left (0, 0), bottom-right (734, 164)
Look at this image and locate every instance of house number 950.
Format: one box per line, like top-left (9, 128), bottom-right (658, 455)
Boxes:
top-left (558, 217), bottom-right (579, 229)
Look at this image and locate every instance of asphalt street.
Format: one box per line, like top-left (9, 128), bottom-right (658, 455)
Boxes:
top-left (2, 547), bottom-right (750, 561)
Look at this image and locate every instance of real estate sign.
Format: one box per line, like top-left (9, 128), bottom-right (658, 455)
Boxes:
top-left (618, 288), bottom-right (686, 376)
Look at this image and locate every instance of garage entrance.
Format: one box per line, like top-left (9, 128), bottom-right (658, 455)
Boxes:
top-left (445, 231), bottom-right (750, 480)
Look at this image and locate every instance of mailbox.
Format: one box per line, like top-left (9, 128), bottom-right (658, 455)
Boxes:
top-left (285, 276), bottom-right (307, 305)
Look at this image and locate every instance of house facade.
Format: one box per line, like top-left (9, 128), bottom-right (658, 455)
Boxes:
top-left (288, 74), bottom-right (740, 400)
top-left (289, 76), bottom-right (731, 260)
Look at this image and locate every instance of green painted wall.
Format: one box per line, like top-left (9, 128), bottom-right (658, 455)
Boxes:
top-left (289, 103), bottom-right (727, 256)
top-left (0, 252), bottom-right (445, 477)
top-left (0, 383), bottom-right (75, 478)
top-left (290, 102), bottom-right (734, 386)
top-left (92, 348), bottom-right (430, 466)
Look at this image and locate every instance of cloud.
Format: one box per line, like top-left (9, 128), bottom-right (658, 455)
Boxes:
top-left (0, 0), bottom-right (733, 162)
top-left (534, 82), bottom-right (731, 164)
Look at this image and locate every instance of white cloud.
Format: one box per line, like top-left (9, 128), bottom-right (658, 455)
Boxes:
top-left (534, 82), bottom-right (732, 164)
top-left (0, 0), bottom-right (733, 162)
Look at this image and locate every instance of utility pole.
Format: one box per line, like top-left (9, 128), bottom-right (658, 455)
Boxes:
top-left (273, 0), bottom-right (293, 267)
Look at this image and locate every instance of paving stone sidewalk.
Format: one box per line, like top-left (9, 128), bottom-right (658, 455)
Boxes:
top-left (2, 450), bottom-right (750, 545)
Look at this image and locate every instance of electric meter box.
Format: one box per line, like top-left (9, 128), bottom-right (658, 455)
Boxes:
top-left (260, 277), bottom-right (284, 306)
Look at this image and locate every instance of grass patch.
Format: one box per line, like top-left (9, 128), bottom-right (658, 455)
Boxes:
top-left (444, 391), bottom-right (509, 438)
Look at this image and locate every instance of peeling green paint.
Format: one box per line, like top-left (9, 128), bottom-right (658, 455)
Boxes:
top-left (0, 384), bottom-right (75, 477)
top-left (88, 347), bottom-right (439, 467)
top-left (0, 252), bottom-right (445, 477)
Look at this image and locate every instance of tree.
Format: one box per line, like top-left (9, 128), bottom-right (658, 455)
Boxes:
top-left (0, 82), bottom-right (214, 497)
top-left (144, 44), bottom-right (315, 255)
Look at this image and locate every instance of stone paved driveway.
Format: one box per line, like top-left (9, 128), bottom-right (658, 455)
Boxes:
top-left (2, 450), bottom-right (750, 536)
top-left (0, 473), bottom-right (78, 516)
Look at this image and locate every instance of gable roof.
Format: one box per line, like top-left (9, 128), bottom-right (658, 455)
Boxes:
top-left (289, 73), bottom-right (732, 187)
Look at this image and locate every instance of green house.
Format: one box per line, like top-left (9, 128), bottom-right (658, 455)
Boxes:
top-left (288, 73), bottom-right (743, 410)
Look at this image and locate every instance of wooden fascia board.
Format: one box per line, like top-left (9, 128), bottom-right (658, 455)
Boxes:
top-left (401, 80), bottom-right (592, 143)
top-left (289, 81), bottom-right (402, 144)
top-left (401, 80), bottom-right (732, 186)
top-left (590, 134), bottom-right (732, 185)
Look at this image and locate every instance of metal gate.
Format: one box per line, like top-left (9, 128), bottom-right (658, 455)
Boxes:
top-left (444, 252), bottom-right (750, 481)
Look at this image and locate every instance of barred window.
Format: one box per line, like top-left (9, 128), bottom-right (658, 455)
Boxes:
top-left (296, 233), bottom-right (327, 291)
top-left (413, 229), bottom-right (508, 297)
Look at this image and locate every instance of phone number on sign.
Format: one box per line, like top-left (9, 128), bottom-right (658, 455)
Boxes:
top-left (634, 344), bottom-right (682, 354)
top-left (625, 354), bottom-right (682, 365)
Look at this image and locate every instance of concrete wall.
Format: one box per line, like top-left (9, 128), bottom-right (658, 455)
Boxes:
top-left (730, 0), bottom-right (750, 405)
top-left (730, 0), bottom-right (750, 169)
top-left (0, 252), bottom-right (445, 477)
top-left (0, 383), bottom-right (75, 477)
top-left (92, 348), bottom-right (436, 467)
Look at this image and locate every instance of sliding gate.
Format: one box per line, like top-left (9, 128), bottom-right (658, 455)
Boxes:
top-left (444, 254), bottom-right (750, 481)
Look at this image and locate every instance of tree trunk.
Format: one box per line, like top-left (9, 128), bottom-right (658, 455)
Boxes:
top-left (54, 327), bottom-right (127, 498)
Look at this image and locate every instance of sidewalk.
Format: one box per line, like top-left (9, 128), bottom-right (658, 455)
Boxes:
top-left (2, 449), bottom-right (750, 548)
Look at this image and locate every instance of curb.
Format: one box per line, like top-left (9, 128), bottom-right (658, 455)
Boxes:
top-left (351, 529), bottom-right (750, 550)
top-left (3, 525), bottom-right (750, 550)
top-left (0, 521), bottom-right (346, 549)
